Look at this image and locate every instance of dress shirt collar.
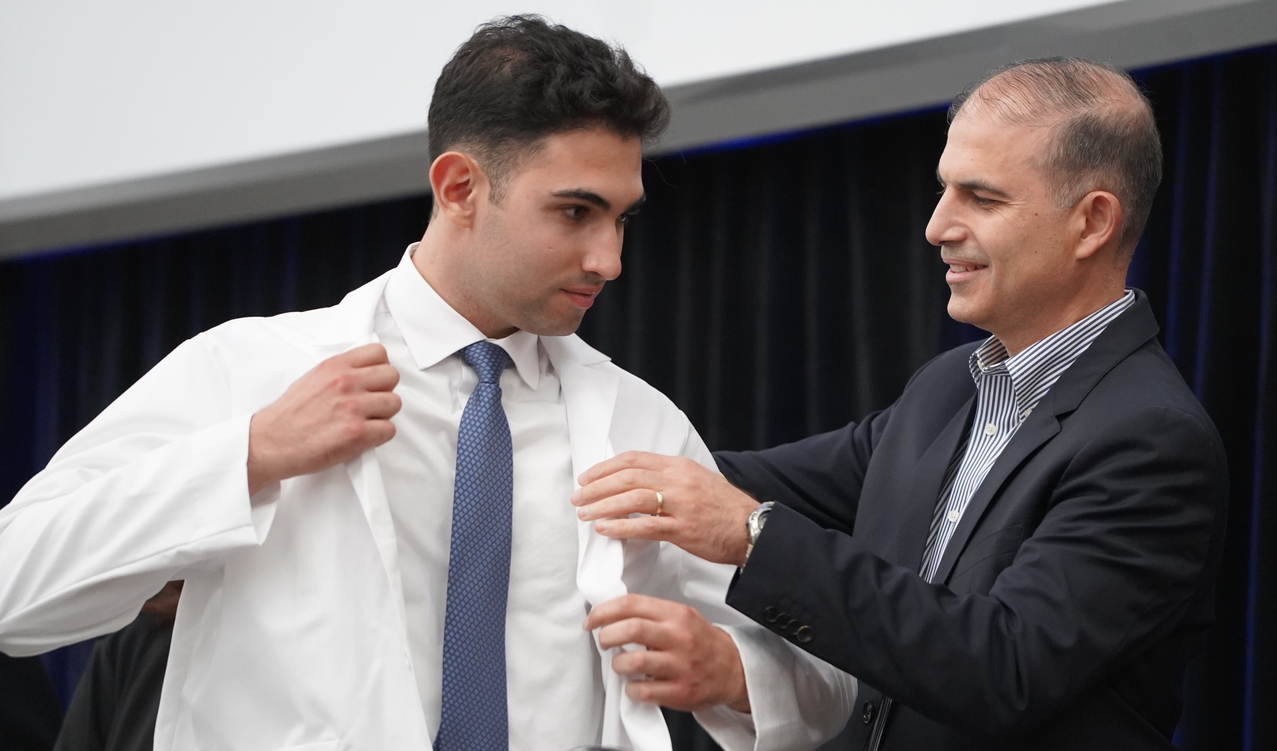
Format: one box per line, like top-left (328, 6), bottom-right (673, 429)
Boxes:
top-left (969, 289), bottom-right (1136, 413)
top-left (384, 244), bottom-right (541, 390)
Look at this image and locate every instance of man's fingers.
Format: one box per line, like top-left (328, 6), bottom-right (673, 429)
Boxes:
top-left (575, 487), bottom-right (661, 520)
top-left (584, 593), bottom-right (689, 631)
top-left (591, 515), bottom-right (673, 542)
top-left (360, 362), bottom-right (401, 392)
top-left (362, 418), bottom-right (397, 448)
top-left (577, 450), bottom-right (671, 485)
top-left (362, 391), bottom-right (403, 420)
top-left (338, 342), bottom-right (391, 367)
top-left (572, 467), bottom-right (666, 507)
top-left (595, 616), bottom-right (677, 652)
top-left (611, 647), bottom-right (681, 679)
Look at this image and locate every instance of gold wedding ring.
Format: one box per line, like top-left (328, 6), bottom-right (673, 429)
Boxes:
top-left (653, 491), bottom-right (664, 517)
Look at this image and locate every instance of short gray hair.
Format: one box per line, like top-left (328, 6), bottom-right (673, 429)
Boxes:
top-left (949, 57), bottom-right (1163, 253)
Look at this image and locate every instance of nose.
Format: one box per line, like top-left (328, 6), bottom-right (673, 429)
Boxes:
top-left (583, 226), bottom-right (624, 281)
top-left (925, 189), bottom-right (964, 247)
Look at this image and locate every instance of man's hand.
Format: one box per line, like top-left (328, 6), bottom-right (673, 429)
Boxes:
top-left (584, 594), bottom-right (750, 714)
top-left (247, 343), bottom-right (401, 495)
top-left (571, 452), bottom-right (759, 566)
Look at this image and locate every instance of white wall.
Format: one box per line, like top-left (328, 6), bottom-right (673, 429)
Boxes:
top-left (0, 0), bottom-right (1124, 202)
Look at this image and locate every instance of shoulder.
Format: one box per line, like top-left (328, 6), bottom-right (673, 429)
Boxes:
top-left (544, 334), bottom-right (701, 457)
top-left (194, 269), bottom-right (391, 359)
top-left (1076, 339), bottom-right (1223, 455)
top-left (1084, 339), bottom-right (1213, 425)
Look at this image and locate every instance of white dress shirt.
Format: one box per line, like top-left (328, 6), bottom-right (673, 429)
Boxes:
top-left (373, 247), bottom-right (603, 749)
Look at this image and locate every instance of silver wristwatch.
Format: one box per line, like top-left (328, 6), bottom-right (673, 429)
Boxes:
top-left (743, 501), bottom-right (775, 565)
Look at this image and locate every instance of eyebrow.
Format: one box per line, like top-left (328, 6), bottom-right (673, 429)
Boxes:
top-left (551, 190), bottom-right (647, 214)
top-left (935, 172), bottom-right (1011, 198)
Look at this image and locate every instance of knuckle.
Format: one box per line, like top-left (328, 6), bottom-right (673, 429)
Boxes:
top-left (332, 371), bottom-right (358, 393)
top-left (336, 396), bottom-right (363, 417)
top-left (336, 418), bottom-right (365, 444)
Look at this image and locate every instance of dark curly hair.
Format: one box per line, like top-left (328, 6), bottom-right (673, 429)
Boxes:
top-left (427, 15), bottom-right (670, 201)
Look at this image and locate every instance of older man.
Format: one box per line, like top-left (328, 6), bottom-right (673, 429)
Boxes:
top-left (577, 58), bottom-right (1228, 749)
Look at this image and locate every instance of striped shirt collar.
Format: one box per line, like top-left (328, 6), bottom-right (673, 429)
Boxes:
top-left (968, 289), bottom-right (1136, 416)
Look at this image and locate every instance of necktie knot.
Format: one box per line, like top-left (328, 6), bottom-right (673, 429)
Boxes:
top-left (459, 341), bottom-right (511, 384)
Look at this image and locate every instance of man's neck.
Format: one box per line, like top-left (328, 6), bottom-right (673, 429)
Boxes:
top-left (996, 287), bottom-right (1127, 357)
top-left (410, 234), bottom-right (517, 339)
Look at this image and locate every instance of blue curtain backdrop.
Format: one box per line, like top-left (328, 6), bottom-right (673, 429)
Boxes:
top-left (1, 44), bottom-right (1275, 750)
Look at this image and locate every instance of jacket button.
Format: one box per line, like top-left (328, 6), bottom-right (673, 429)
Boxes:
top-left (763, 606), bottom-right (779, 623)
top-left (795, 625), bottom-right (813, 643)
top-left (862, 701), bottom-right (875, 724)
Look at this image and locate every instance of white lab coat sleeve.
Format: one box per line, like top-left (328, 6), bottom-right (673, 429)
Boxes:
top-left (0, 335), bottom-right (277, 656)
top-left (673, 418), bottom-right (857, 751)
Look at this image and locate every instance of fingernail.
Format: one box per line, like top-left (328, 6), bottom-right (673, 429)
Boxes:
top-left (570, 489), bottom-right (581, 504)
top-left (577, 507), bottom-right (588, 520)
top-left (595, 521), bottom-right (608, 533)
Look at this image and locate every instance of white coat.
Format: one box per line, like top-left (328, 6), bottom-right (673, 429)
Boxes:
top-left (0, 269), bottom-right (854, 751)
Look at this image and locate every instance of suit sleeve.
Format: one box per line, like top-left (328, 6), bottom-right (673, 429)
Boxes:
top-left (0, 336), bottom-right (276, 656)
top-left (725, 404), bottom-right (1225, 735)
top-left (657, 415), bottom-right (857, 751)
top-left (715, 406), bottom-right (891, 532)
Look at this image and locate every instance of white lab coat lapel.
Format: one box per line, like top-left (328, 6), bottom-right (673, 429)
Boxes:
top-left (294, 272), bottom-right (414, 652)
top-left (546, 337), bottom-right (673, 751)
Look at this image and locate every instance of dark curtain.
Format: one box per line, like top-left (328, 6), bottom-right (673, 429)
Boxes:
top-left (2, 43), bottom-right (1275, 751)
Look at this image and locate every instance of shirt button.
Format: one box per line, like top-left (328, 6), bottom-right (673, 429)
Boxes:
top-left (984, 423), bottom-right (998, 436)
top-left (947, 509), bottom-right (961, 523)
top-left (1022, 408), bottom-right (1033, 418)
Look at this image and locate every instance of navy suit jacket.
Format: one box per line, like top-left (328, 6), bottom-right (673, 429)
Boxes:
top-left (718, 291), bottom-right (1228, 750)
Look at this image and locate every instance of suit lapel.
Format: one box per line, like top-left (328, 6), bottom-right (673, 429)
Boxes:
top-left (863, 395), bottom-right (975, 570)
top-left (932, 404), bottom-right (1061, 584)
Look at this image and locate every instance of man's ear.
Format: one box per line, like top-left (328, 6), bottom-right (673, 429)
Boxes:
top-left (430, 151), bottom-right (488, 227)
top-left (1073, 190), bottom-right (1123, 261)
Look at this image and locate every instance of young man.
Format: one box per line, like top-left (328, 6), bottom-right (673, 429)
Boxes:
top-left (576, 58), bottom-right (1228, 749)
top-left (0, 16), bottom-right (852, 751)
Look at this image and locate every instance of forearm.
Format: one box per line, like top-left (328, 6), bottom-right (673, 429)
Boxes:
top-left (0, 338), bottom-right (276, 655)
top-left (715, 415), bottom-right (880, 532)
top-left (0, 414), bottom-right (270, 655)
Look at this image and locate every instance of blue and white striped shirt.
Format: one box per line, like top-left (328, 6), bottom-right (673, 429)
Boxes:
top-left (918, 290), bottom-right (1136, 583)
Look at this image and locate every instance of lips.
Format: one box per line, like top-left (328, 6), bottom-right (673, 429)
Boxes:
top-left (563, 287), bottom-right (602, 308)
top-left (943, 258), bottom-right (987, 283)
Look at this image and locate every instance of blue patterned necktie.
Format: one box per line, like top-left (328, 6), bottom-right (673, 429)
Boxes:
top-left (435, 341), bottom-right (514, 751)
